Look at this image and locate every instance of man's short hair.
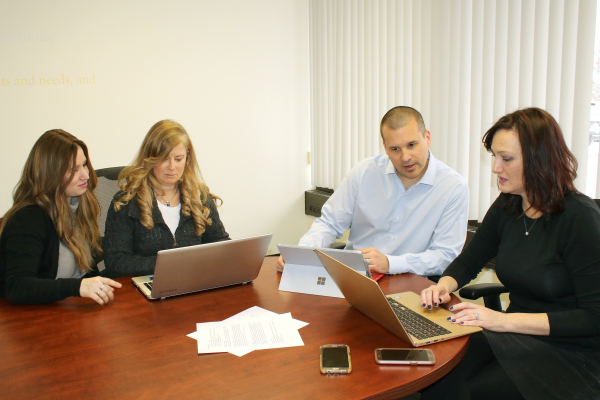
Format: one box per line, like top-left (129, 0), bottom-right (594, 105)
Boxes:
top-left (380, 106), bottom-right (427, 140)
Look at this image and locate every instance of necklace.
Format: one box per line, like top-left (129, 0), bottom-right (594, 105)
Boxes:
top-left (523, 215), bottom-right (537, 236)
top-left (155, 189), bottom-right (179, 207)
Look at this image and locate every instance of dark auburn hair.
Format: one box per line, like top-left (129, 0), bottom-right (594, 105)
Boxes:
top-left (482, 107), bottom-right (578, 215)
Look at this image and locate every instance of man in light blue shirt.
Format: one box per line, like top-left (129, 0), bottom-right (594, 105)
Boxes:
top-left (277, 106), bottom-right (469, 276)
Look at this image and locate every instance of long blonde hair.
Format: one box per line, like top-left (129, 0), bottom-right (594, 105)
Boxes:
top-left (0, 129), bottom-right (102, 272)
top-left (114, 120), bottom-right (221, 235)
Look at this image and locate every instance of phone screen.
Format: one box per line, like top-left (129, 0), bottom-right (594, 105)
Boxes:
top-left (322, 346), bottom-right (350, 368)
top-left (380, 349), bottom-right (430, 362)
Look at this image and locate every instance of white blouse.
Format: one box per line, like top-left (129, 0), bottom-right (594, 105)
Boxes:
top-left (157, 201), bottom-right (181, 235)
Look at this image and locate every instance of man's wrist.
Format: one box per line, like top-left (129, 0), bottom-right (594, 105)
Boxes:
top-left (387, 255), bottom-right (408, 274)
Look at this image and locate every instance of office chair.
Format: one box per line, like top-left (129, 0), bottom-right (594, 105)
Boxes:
top-left (459, 281), bottom-right (507, 312)
top-left (457, 223), bottom-right (507, 311)
top-left (94, 167), bottom-right (124, 271)
top-left (95, 167), bottom-right (125, 237)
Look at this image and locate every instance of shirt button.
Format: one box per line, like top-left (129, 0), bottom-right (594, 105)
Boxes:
top-left (391, 236), bottom-right (394, 240)
top-left (396, 217), bottom-right (399, 220)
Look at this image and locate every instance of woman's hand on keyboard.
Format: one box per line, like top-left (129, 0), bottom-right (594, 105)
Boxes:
top-left (448, 302), bottom-right (550, 335)
top-left (420, 276), bottom-right (458, 310)
top-left (446, 302), bottom-right (510, 332)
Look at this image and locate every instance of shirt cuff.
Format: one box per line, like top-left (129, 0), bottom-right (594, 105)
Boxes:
top-left (387, 255), bottom-right (409, 275)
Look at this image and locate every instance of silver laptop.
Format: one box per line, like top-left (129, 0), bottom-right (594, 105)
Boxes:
top-left (315, 249), bottom-right (481, 347)
top-left (278, 244), bottom-right (371, 298)
top-left (132, 234), bottom-right (272, 300)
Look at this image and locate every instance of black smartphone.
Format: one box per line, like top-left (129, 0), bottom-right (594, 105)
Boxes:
top-left (374, 348), bottom-right (435, 365)
top-left (320, 344), bottom-right (351, 374)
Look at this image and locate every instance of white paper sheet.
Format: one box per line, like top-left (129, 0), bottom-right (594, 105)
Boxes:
top-left (191, 316), bottom-right (304, 354)
top-left (225, 306), bottom-right (308, 330)
top-left (186, 306), bottom-right (308, 356)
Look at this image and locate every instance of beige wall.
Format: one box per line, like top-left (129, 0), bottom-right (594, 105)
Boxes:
top-left (0, 0), bottom-right (310, 254)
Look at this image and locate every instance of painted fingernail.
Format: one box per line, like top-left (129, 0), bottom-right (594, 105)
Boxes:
top-left (428, 305), bottom-right (432, 310)
top-left (449, 306), bottom-right (454, 310)
top-left (434, 302), bottom-right (438, 307)
top-left (439, 298), bottom-right (442, 303)
top-left (422, 303), bottom-right (426, 307)
top-left (460, 322), bottom-right (464, 325)
top-left (452, 319), bottom-right (456, 323)
top-left (447, 317), bottom-right (451, 321)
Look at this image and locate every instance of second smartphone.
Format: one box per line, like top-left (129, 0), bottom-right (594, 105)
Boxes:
top-left (374, 348), bottom-right (435, 365)
top-left (320, 344), bottom-right (352, 374)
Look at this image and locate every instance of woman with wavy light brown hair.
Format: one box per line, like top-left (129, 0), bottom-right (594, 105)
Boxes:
top-left (103, 120), bottom-right (230, 278)
top-left (0, 130), bottom-right (121, 304)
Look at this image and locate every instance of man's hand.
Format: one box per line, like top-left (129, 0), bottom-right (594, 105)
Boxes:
top-left (276, 256), bottom-right (285, 273)
top-left (358, 247), bottom-right (389, 274)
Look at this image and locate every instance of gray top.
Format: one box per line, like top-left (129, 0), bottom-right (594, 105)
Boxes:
top-left (56, 198), bottom-right (85, 279)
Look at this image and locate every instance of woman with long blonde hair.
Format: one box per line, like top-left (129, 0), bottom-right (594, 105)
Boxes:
top-left (103, 120), bottom-right (230, 278)
top-left (0, 129), bottom-right (121, 304)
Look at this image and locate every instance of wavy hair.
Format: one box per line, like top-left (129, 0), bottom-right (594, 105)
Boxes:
top-left (482, 107), bottom-right (578, 215)
top-left (114, 120), bottom-right (221, 235)
top-left (0, 129), bottom-right (102, 272)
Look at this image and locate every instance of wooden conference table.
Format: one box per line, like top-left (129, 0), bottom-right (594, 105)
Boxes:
top-left (0, 257), bottom-right (469, 400)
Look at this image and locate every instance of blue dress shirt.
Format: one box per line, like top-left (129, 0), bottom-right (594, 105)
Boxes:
top-left (299, 152), bottom-right (469, 276)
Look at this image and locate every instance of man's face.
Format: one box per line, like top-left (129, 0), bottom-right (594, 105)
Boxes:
top-left (382, 119), bottom-right (431, 186)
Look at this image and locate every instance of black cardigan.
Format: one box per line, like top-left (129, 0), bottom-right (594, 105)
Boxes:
top-left (0, 205), bottom-right (98, 304)
top-left (103, 191), bottom-right (230, 278)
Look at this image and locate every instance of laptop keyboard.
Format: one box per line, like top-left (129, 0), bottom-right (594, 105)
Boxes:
top-left (387, 297), bottom-right (451, 340)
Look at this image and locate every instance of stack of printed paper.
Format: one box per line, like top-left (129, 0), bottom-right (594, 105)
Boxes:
top-left (187, 306), bottom-right (308, 356)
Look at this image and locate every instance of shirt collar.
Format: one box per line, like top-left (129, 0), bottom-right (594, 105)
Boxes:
top-left (385, 157), bottom-right (397, 175)
top-left (385, 150), bottom-right (438, 187)
top-left (419, 150), bottom-right (437, 186)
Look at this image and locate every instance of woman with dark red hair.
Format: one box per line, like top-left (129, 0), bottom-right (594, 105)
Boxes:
top-left (421, 108), bottom-right (600, 400)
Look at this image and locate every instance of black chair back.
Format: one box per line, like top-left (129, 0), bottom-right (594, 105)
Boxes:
top-left (95, 167), bottom-right (125, 237)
